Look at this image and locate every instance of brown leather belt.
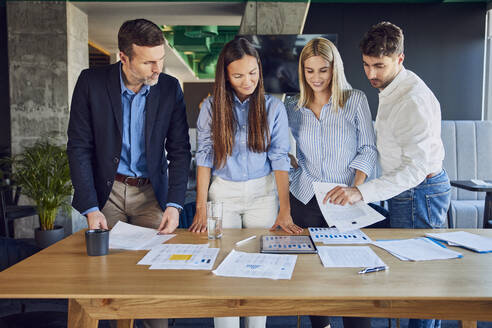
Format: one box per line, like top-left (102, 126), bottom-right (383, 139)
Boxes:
top-left (114, 173), bottom-right (150, 187)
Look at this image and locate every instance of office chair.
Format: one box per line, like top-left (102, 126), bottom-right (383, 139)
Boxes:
top-left (0, 185), bottom-right (37, 238)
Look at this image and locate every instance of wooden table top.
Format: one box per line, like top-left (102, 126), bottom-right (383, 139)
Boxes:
top-left (1, 228), bottom-right (492, 302)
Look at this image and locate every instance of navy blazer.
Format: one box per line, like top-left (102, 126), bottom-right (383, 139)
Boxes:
top-left (67, 63), bottom-right (191, 214)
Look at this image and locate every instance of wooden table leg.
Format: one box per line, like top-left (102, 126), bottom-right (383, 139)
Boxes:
top-left (459, 321), bottom-right (477, 328)
top-left (68, 299), bottom-right (98, 328)
top-left (117, 319), bottom-right (135, 328)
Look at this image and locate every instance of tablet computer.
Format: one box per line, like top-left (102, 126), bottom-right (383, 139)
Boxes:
top-left (260, 235), bottom-right (317, 254)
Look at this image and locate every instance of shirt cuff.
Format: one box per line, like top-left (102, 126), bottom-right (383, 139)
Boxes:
top-left (166, 202), bottom-right (183, 211)
top-left (349, 158), bottom-right (374, 177)
top-left (270, 157), bottom-right (291, 172)
top-left (356, 182), bottom-right (378, 204)
top-left (195, 152), bottom-right (214, 168)
top-left (81, 207), bottom-right (99, 216)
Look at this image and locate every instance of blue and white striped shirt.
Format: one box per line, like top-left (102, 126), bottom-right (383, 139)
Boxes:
top-left (286, 90), bottom-right (377, 204)
top-left (196, 93), bottom-right (291, 181)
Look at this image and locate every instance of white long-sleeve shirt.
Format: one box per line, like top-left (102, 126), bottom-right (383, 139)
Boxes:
top-left (357, 67), bottom-right (445, 203)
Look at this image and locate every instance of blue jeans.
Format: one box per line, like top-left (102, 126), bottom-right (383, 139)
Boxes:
top-left (388, 169), bottom-right (451, 328)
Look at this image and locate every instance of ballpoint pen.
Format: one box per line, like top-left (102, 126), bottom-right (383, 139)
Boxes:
top-left (358, 266), bottom-right (388, 274)
top-left (235, 235), bottom-right (256, 246)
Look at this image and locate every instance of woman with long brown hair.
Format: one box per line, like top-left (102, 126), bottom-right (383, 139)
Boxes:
top-left (190, 37), bottom-right (302, 328)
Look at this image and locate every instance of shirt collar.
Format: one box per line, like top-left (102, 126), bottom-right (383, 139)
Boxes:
top-left (379, 65), bottom-right (406, 98)
top-left (299, 97), bottom-right (332, 113)
top-left (233, 92), bottom-right (250, 106)
top-left (119, 63), bottom-right (150, 96)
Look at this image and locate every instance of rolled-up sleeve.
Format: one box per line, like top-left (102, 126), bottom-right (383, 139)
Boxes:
top-left (358, 98), bottom-right (432, 203)
top-left (195, 97), bottom-right (214, 168)
top-left (349, 92), bottom-right (377, 177)
top-left (267, 99), bottom-right (291, 172)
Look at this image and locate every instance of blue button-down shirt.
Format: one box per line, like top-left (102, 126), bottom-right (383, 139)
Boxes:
top-left (117, 66), bottom-right (150, 177)
top-left (196, 94), bottom-right (291, 181)
top-left (285, 89), bottom-right (377, 204)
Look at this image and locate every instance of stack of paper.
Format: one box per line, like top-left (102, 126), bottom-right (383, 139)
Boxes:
top-left (138, 244), bottom-right (219, 270)
top-left (372, 238), bottom-right (462, 261)
top-left (312, 182), bottom-right (385, 232)
top-left (213, 250), bottom-right (297, 280)
top-left (317, 246), bottom-right (386, 268)
top-left (425, 231), bottom-right (492, 253)
top-left (109, 221), bottom-right (175, 250)
top-left (309, 227), bottom-right (372, 244)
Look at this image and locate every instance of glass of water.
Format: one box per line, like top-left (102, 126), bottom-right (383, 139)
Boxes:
top-left (207, 201), bottom-right (223, 240)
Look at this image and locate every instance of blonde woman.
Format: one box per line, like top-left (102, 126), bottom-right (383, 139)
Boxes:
top-left (285, 37), bottom-right (377, 328)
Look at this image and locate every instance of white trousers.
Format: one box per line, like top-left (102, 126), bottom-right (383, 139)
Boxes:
top-left (209, 174), bottom-right (278, 328)
top-left (208, 174), bottom-right (278, 229)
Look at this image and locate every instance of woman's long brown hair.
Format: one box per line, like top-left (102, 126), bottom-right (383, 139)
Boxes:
top-left (212, 37), bottom-right (270, 169)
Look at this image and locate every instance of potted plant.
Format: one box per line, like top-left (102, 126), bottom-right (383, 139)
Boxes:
top-left (9, 140), bottom-right (72, 247)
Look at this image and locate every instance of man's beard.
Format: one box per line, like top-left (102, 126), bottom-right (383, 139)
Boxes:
top-left (143, 73), bottom-right (159, 86)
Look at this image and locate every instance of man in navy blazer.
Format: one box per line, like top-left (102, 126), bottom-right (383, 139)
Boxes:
top-left (67, 19), bottom-right (191, 237)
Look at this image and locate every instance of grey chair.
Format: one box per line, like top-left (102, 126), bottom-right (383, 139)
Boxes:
top-left (441, 120), bottom-right (492, 228)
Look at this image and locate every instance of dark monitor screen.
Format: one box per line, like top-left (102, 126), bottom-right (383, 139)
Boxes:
top-left (240, 34), bottom-right (337, 94)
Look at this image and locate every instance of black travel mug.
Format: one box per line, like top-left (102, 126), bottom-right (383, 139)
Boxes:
top-left (85, 229), bottom-right (109, 256)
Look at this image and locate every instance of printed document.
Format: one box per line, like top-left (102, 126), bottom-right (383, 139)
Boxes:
top-left (309, 227), bottom-right (372, 244)
top-left (372, 237), bottom-right (462, 261)
top-left (317, 246), bottom-right (386, 268)
top-left (425, 231), bottom-right (492, 253)
top-left (313, 182), bottom-right (385, 232)
top-left (138, 244), bottom-right (219, 270)
top-left (109, 221), bottom-right (175, 250)
top-left (213, 250), bottom-right (297, 280)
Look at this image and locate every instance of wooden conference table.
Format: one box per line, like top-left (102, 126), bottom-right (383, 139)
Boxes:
top-left (0, 229), bottom-right (492, 328)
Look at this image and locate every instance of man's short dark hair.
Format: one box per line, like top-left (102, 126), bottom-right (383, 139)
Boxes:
top-left (359, 21), bottom-right (404, 57)
top-left (118, 19), bottom-right (164, 59)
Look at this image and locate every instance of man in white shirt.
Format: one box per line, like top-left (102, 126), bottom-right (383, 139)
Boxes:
top-left (326, 22), bottom-right (451, 328)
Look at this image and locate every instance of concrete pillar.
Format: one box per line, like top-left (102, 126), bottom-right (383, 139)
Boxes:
top-left (110, 52), bottom-right (120, 64)
top-left (239, 1), bottom-right (310, 35)
top-left (7, 1), bottom-right (89, 237)
top-left (67, 3), bottom-right (89, 106)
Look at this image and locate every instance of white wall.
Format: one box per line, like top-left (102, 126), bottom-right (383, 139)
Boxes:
top-left (484, 9), bottom-right (492, 120)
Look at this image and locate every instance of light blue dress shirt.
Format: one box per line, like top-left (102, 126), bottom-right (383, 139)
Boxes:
top-left (286, 89), bottom-right (377, 204)
top-left (196, 93), bottom-right (291, 181)
top-left (117, 66), bottom-right (150, 178)
top-left (82, 65), bottom-right (181, 215)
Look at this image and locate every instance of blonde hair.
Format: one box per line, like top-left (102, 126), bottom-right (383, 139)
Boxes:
top-left (297, 38), bottom-right (351, 111)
